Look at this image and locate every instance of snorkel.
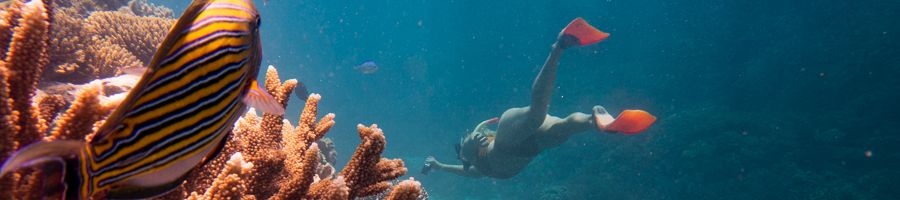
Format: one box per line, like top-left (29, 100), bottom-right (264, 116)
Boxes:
top-left (455, 117), bottom-right (499, 171)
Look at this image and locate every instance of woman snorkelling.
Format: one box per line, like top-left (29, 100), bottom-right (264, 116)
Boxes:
top-left (423, 18), bottom-right (657, 179)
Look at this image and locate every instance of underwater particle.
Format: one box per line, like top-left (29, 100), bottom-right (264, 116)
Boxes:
top-left (417, 20), bottom-right (422, 27)
top-left (865, 150), bottom-right (873, 158)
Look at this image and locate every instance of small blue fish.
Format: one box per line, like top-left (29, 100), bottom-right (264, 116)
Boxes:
top-left (354, 60), bottom-right (378, 74)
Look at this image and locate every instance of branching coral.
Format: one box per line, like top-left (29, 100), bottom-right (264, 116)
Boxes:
top-left (386, 178), bottom-right (425, 200)
top-left (340, 124), bottom-right (408, 198)
top-left (187, 153), bottom-right (255, 200)
top-left (0, 2), bottom-right (115, 199)
top-left (0, 0), bottom-right (424, 198)
top-left (84, 10), bottom-right (173, 64)
top-left (169, 66), bottom-right (422, 200)
top-left (4, 0), bottom-right (51, 146)
top-left (43, 1), bottom-right (175, 83)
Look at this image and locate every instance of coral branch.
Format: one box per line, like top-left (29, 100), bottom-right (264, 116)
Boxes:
top-left (385, 178), bottom-right (424, 200)
top-left (187, 153), bottom-right (254, 200)
top-left (46, 81), bottom-right (107, 141)
top-left (4, 0), bottom-right (51, 147)
top-left (340, 124), bottom-right (409, 198)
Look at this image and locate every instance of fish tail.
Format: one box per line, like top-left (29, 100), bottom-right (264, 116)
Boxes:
top-left (1, 140), bottom-right (86, 199)
top-left (559, 17), bottom-right (609, 48)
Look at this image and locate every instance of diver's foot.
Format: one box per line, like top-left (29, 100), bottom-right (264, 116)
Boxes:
top-left (593, 105), bottom-right (616, 133)
top-left (557, 17), bottom-right (609, 49)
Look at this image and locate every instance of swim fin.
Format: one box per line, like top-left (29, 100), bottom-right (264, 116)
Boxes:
top-left (559, 17), bottom-right (609, 47)
top-left (605, 110), bottom-right (656, 134)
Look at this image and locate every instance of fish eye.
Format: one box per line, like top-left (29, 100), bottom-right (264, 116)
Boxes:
top-left (256, 18), bottom-right (262, 27)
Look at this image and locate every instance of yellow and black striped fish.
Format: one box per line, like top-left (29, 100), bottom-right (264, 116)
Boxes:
top-left (0, 0), bottom-right (284, 199)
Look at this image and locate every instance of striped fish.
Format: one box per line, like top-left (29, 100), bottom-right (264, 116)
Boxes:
top-left (0, 0), bottom-right (283, 199)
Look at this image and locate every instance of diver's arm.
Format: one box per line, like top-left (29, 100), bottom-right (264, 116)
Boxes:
top-left (434, 162), bottom-right (484, 178)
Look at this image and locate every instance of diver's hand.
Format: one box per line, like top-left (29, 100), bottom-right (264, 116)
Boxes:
top-left (425, 156), bottom-right (438, 166)
top-left (423, 156), bottom-right (438, 175)
top-left (473, 133), bottom-right (490, 147)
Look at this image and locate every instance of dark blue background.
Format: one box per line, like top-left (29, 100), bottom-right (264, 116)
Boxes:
top-left (157, 0), bottom-right (900, 199)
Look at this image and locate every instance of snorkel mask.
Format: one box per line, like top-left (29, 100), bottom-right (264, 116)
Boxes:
top-left (455, 138), bottom-right (473, 171)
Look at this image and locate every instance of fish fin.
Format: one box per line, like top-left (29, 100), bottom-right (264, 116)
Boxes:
top-left (106, 171), bottom-right (191, 199)
top-left (243, 80), bottom-right (285, 115)
top-left (559, 17), bottom-right (609, 47)
top-left (90, 0), bottom-right (213, 144)
top-left (605, 110), bottom-right (657, 134)
top-left (1, 140), bottom-right (83, 178)
top-left (143, 0), bottom-right (210, 72)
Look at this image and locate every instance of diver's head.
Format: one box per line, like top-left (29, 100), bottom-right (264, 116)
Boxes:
top-left (456, 131), bottom-right (488, 171)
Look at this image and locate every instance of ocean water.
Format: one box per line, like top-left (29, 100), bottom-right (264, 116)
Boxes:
top-left (152, 0), bottom-right (899, 199)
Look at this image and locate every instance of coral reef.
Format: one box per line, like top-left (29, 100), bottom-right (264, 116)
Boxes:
top-left (0, 0), bottom-right (424, 199)
top-left (172, 67), bottom-right (423, 200)
top-left (0, 2), bottom-right (115, 199)
top-left (46, 0), bottom-right (174, 83)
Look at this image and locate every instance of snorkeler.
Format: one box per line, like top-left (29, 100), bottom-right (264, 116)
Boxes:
top-left (423, 18), bottom-right (657, 179)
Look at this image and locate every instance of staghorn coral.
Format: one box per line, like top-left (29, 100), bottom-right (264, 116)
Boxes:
top-left (0, 1), bottom-right (152, 198)
top-left (45, 81), bottom-right (111, 141)
top-left (85, 38), bottom-right (143, 78)
top-left (0, 0), bottom-right (423, 197)
top-left (36, 93), bottom-right (67, 128)
top-left (171, 66), bottom-right (421, 200)
top-left (187, 153), bottom-right (255, 200)
top-left (4, 0), bottom-right (51, 147)
top-left (385, 178), bottom-right (425, 200)
top-left (45, 7), bottom-right (89, 82)
top-left (84, 10), bottom-right (173, 64)
top-left (340, 124), bottom-right (408, 198)
top-left (42, 2), bottom-right (175, 84)
top-left (0, 1), bottom-right (23, 57)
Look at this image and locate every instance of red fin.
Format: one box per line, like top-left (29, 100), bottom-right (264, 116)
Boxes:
top-left (243, 80), bottom-right (285, 115)
top-left (562, 17), bottom-right (609, 46)
top-left (606, 110), bottom-right (656, 134)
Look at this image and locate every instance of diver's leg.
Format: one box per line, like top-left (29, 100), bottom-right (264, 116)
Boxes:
top-left (525, 43), bottom-right (566, 129)
top-left (495, 42), bottom-right (568, 148)
top-left (536, 112), bottom-right (595, 149)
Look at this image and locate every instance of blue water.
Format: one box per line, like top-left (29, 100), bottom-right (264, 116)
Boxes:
top-left (156, 1), bottom-right (899, 199)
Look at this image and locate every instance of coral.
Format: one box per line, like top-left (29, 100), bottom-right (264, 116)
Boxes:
top-left (172, 66), bottom-right (419, 200)
top-left (45, 81), bottom-right (110, 141)
top-left (43, 3), bottom-right (175, 83)
top-left (45, 7), bottom-right (89, 82)
top-left (84, 10), bottom-right (173, 64)
top-left (385, 178), bottom-right (425, 200)
top-left (4, 0), bottom-right (51, 146)
top-left (340, 124), bottom-right (408, 198)
top-left (85, 38), bottom-right (143, 78)
top-left (36, 94), bottom-right (66, 128)
top-left (187, 153), bottom-right (254, 200)
top-left (0, 0), bottom-right (423, 198)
